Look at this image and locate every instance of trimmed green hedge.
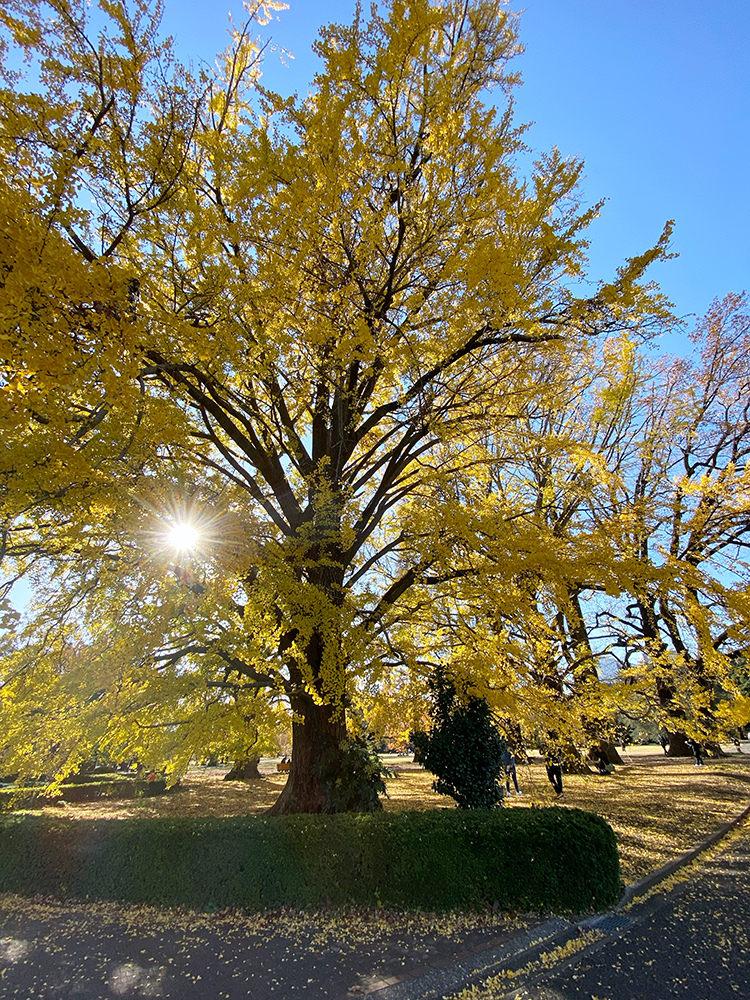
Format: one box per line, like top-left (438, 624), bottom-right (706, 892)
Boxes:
top-left (0, 807), bottom-right (619, 914)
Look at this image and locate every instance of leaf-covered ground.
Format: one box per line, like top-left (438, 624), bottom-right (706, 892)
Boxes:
top-left (25, 746), bottom-right (750, 885)
top-left (1, 747), bottom-right (748, 997)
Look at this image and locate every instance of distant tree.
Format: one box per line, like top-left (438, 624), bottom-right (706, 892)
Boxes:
top-left (224, 755), bottom-right (262, 781)
top-left (411, 667), bottom-right (505, 809)
top-left (598, 295), bottom-right (750, 754)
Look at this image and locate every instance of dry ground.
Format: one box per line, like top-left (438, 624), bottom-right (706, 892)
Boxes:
top-left (28, 745), bottom-right (750, 885)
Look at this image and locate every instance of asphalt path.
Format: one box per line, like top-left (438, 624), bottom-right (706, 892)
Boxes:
top-left (508, 825), bottom-right (750, 1000)
top-left (0, 893), bottom-right (532, 1000)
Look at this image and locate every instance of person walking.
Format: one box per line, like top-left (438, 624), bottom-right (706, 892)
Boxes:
top-left (502, 745), bottom-right (521, 795)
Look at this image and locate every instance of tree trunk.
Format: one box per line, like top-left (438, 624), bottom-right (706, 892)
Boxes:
top-left (266, 540), bottom-right (351, 815)
top-left (666, 730), bottom-right (693, 757)
top-left (266, 698), bottom-right (346, 815)
top-left (223, 755), bottom-right (262, 781)
top-left (600, 741), bottom-right (625, 765)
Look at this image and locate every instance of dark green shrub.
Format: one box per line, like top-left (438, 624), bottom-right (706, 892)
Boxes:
top-left (411, 667), bottom-right (505, 808)
top-left (0, 807), bottom-right (619, 914)
top-left (313, 733), bottom-right (394, 812)
top-left (0, 788), bottom-right (44, 811)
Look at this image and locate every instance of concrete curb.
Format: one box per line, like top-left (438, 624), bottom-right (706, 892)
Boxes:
top-left (369, 799), bottom-right (750, 1000)
top-left (351, 919), bottom-right (573, 1000)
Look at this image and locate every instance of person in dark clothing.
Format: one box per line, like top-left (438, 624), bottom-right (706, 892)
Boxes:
top-left (539, 733), bottom-right (565, 797)
top-left (590, 747), bottom-right (608, 774)
top-left (544, 752), bottom-right (564, 797)
top-left (686, 738), bottom-right (704, 766)
top-left (502, 745), bottom-right (521, 795)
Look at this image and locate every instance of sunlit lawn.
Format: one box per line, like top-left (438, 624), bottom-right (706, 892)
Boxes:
top-left (31, 746), bottom-right (750, 886)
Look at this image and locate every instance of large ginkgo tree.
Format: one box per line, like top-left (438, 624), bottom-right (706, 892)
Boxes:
top-left (0, 0), bottom-right (673, 812)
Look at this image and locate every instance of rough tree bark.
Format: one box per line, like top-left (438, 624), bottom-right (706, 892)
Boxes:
top-left (600, 741), bottom-right (625, 765)
top-left (266, 698), bottom-right (346, 815)
top-left (665, 731), bottom-right (693, 757)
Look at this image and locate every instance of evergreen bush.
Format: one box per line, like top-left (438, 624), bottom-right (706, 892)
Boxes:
top-left (410, 667), bottom-right (506, 808)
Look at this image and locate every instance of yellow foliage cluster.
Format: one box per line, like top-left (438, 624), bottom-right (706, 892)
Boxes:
top-left (0, 0), bottom-right (746, 804)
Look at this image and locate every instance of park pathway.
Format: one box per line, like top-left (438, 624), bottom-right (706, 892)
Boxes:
top-left (502, 823), bottom-right (750, 1000)
top-left (0, 891), bottom-right (536, 999)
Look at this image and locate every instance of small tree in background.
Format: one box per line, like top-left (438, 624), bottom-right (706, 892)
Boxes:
top-left (410, 668), bottom-right (506, 809)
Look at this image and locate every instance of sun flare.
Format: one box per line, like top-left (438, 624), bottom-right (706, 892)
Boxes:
top-left (167, 522), bottom-right (200, 552)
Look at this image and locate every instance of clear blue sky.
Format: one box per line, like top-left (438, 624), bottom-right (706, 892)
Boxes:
top-left (160, 1), bottom-right (750, 345)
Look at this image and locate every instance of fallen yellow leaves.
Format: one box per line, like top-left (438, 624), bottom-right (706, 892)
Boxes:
top-left (450, 929), bottom-right (606, 999)
top-left (0, 891), bottom-right (532, 959)
top-left (623, 811), bottom-right (750, 910)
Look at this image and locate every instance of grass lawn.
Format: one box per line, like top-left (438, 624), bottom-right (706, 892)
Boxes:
top-left (26, 745), bottom-right (750, 886)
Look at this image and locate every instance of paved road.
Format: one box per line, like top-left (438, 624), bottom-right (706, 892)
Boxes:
top-left (508, 826), bottom-right (750, 1000)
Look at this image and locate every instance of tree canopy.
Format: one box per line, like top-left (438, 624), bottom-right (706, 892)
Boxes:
top-left (2, 0), bottom-right (743, 812)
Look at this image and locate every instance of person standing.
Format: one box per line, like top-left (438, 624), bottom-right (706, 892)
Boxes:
top-left (544, 751), bottom-right (564, 797)
top-left (502, 745), bottom-right (521, 795)
top-left (590, 746), bottom-right (608, 774)
top-left (686, 737), bottom-right (704, 766)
